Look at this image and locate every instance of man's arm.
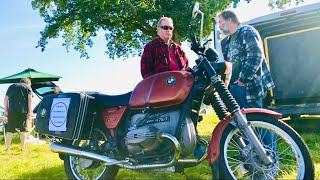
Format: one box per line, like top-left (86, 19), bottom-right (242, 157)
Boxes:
top-left (27, 93), bottom-right (32, 117)
top-left (238, 28), bottom-right (264, 83)
top-left (4, 95), bottom-right (9, 116)
top-left (141, 44), bottom-right (155, 79)
top-left (177, 45), bottom-right (189, 70)
top-left (224, 62), bottom-right (232, 86)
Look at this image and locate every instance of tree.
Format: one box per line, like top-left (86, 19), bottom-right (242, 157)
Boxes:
top-left (31, 0), bottom-right (303, 59)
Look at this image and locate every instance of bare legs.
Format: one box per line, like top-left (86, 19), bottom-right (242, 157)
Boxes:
top-left (5, 132), bottom-right (13, 151)
top-left (5, 131), bottom-right (27, 151)
top-left (20, 132), bottom-right (27, 151)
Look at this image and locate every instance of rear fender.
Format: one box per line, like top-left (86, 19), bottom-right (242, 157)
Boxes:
top-left (208, 108), bottom-right (282, 164)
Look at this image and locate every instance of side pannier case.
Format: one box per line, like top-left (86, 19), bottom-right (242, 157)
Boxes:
top-left (35, 92), bottom-right (96, 140)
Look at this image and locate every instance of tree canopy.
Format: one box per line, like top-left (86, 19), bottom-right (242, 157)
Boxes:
top-left (31, 0), bottom-right (304, 59)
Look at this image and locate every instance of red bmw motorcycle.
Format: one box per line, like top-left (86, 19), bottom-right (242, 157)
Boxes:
top-left (35, 4), bottom-right (314, 180)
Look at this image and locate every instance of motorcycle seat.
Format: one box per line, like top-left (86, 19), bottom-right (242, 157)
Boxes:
top-left (92, 91), bottom-right (132, 107)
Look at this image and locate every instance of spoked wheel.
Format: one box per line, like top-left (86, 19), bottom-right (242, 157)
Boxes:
top-left (64, 129), bottom-right (119, 180)
top-left (217, 114), bottom-right (314, 180)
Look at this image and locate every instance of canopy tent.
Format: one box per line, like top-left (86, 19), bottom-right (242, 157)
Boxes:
top-left (0, 68), bottom-right (62, 84)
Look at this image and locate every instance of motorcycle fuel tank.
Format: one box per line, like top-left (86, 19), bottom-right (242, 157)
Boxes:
top-left (129, 71), bottom-right (194, 109)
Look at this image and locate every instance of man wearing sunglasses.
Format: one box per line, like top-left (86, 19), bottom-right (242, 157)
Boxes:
top-left (140, 17), bottom-right (205, 159)
top-left (140, 17), bottom-right (189, 79)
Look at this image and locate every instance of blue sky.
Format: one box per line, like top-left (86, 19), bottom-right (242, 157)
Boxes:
top-left (0, 1), bottom-right (144, 107)
top-left (0, 0), bottom-right (317, 107)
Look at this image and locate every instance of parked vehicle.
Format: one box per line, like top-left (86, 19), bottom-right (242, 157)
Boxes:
top-left (34, 3), bottom-right (314, 179)
top-left (31, 81), bottom-right (60, 113)
top-left (214, 2), bottom-right (320, 119)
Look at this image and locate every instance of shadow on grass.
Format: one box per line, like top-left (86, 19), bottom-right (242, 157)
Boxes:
top-left (16, 162), bottom-right (212, 180)
top-left (17, 165), bottom-right (67, 179)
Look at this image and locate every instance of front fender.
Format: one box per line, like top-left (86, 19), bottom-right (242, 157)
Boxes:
top-left (242, 108), bottom-right (282, 119)
top-left (208, 108), bottom-right (282, 164)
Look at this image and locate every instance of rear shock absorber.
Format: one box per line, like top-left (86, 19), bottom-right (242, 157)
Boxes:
top-left (211, 77), bottom-right (240, 113)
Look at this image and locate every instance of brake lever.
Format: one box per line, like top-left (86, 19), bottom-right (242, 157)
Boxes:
top-left (203, 39), bottom-right (212, 46)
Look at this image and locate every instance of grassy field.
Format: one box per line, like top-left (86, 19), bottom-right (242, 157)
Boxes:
top-left (0, 114), bottom-right (319, 179)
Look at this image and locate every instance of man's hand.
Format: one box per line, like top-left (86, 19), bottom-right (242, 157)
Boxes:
top-left (235, 80), bottom-right (246, 87)
top-left (4, 111), bottom-right (8, 117)
top-left (27, 112), bottom-right (33, 118)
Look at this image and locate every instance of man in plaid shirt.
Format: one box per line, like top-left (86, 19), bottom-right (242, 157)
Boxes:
top-left (218, 10), bottom-right (277, 177)
top-left (218, 10), bottom-right (275, 108)
top-left (140, 17), bottom-right (205, 159)
top-left (140, 17), bottom-right (189, 79)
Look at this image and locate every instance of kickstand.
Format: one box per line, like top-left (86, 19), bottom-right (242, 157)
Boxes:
top-left (176, 165), bottom-right (191, 180)
top-left (181, 171), bottom-right (191, 180)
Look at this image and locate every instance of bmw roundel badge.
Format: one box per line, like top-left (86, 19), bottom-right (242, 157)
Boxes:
top-left (40, 108), bottom-right (47, 117)
top-left (166, 76), bottom-right (176, 85)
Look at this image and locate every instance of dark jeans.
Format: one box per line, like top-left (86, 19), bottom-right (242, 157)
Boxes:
top-left (229, 84), bottom-right (263, 108)
top-left (229, 84), bottom-right (276, 151)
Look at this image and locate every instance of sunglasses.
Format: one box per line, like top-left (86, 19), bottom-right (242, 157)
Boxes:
top-left (161, 25), bottom-right (174, 30)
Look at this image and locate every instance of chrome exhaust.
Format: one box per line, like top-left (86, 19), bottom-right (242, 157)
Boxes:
top-left (50, 133), bottom-right (184, 170)
top-left (50, 143), bottom-right (128, 166)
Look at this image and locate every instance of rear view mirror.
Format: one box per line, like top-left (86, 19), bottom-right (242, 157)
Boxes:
top-left (192, 2), bottom-right (200, 19)
top-left (191, 2), bottom-right (204, 44)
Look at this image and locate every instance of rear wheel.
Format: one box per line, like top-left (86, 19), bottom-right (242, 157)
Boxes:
top-left (217, 114), bottom-right (314, 179)
top-left (64, 129), bottom-right (119, 180)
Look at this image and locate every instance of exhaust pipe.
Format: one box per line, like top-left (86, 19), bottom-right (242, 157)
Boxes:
top-left (50, 133), bottom-right (181, 170)
top-left (50, 142), bottom-right (128, 166)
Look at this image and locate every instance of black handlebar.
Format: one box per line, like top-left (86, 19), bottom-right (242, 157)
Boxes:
top-left (189, 31), bottom-right (204, 55)
top-left (189, 31), bottom-right (197, 45)
top-left (189, 31), bottom-right (219, 63)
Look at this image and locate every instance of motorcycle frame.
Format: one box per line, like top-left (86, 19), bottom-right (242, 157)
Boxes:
top-left (52, 56), bottom-right (283, 171)
top-left (112, 72), bottom-right (208, 158)
top-left (50, 60), bottom-right (284, 173)
top-left (110, 56), bottom-right (283, 167)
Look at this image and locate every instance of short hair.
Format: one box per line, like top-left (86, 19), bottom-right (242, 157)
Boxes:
top-left (53, 85), bottom-right (61, 93)
top-left (218, 10), bottom-right (241, 25)
top-left (53, 85), bottom-right (60, 90)
top-left (157, 17), bottom-right (173, 28)
top-left (20, 78), bottom-right (31, 85)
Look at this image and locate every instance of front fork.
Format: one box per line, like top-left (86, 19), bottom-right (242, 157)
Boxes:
top-left (233, 111), bottom-right (273, 165)
top-left (205, 72), bottom-right (272, 166)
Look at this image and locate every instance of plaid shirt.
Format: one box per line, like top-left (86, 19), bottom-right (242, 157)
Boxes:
top-left (222, 25), bottom-right (275, 103)
top-left (141, 36), bottom-right (189, 79)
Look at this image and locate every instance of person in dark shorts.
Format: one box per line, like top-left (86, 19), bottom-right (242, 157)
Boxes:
top-left (4, 78), bottom-right (32, 151)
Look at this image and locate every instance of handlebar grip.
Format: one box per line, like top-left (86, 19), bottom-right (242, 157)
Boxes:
top-left (189, 31), bottom-right (197, 44)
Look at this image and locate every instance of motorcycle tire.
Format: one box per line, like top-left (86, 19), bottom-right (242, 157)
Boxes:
top-left (216, 114), bottom-right (314, 180)
top-left (63, 129), bottom-right (119, 180)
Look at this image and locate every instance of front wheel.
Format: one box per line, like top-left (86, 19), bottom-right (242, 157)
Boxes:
top-left (217, 114), bottom-right (314, 179)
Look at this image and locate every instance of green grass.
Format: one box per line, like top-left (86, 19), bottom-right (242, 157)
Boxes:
top-left (0, 114), bottom-right (319, 179)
